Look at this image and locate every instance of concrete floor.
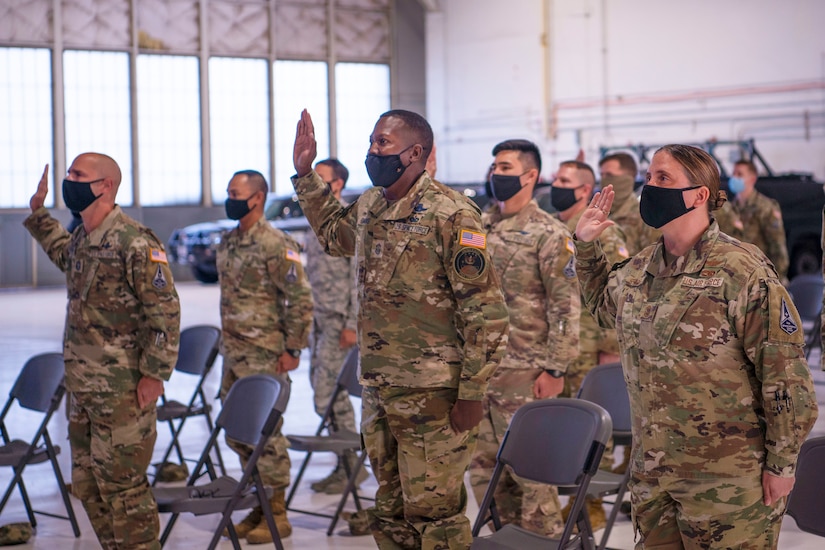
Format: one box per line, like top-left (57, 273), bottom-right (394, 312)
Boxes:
top-left (0, 281), bottom-right (823, 549)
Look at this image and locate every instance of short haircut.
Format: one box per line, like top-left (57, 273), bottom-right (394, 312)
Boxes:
top-left (599, 152), bottom-right (638, 176)
top-left (316, 158), bottom-right (349, 186)
top-left (734, 159), bottom-right (758, 176)
top-left (233, 169), bottom-right (269, 194)
top-left (560, 160), bottom-right (596, 187)
top-left (491, 139), bottom-right (542, 173)
top-left (379, 109), bottom-right (434, 153)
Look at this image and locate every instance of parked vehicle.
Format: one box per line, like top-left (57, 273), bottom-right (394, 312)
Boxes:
top-left (599, 139), bottom-right (824, 279)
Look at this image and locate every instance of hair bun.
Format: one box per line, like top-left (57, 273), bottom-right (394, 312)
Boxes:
top-left (711, 189), bottom-right (727, 211)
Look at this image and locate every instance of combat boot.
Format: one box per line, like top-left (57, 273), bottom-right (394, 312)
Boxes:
top-left (311, 457), bottom-right (347, 493)
top-left (322, 451), bottom-right (369, 495)
top-left (222, 506), bottom-right (262, 539)
top-left (586, 497), bottom-right (607, 532)
top-left (246, 490), bottom-right (291, 543)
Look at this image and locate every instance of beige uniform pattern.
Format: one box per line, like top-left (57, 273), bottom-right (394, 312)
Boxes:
top-left (733, 190), bottom-right (789, 281)
top-left (603, 175), bottom-right (659, 256)
top-left (713, 201), bottom-right (745, 241)
top-left (469, 199), bottom-right (580, 536)
top-left (24, 206), bottom-right (181, 550)
top-left (292, 170), bottom-right (509, 550)
top-left (217, 217), bottom-right (312, 490)
top-left (305, 219), bottom-right (358, 433)
top-left (576, 222), bottom-right (818, 548)
top-left (559, 208), bottom-right (629, 395)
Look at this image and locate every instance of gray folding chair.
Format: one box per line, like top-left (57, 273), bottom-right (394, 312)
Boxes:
top-left (786, 436), bottom-right (825, 537)
top-left (471, 398), bottom-right (612, 550)
top-left (285, 346), bottom-right (370, 535)
top-left (562, 362), bottom-right (632, 550)
top-left (0, 353), bottom-right (80, 537)
top-left (153, 373), bottom-right (290, 550)
top-left (153, 325), bottom-right (225, 485)
top-left (787, 273), bottom-right (824, 359)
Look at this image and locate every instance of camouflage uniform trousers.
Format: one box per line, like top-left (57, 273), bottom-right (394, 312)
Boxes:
top-left (221, 351), bottom-right (291, 491)
top-left (469, 368), bottom-right (564, 537)
top-left (361, 385), bottom-right (476, 550)
top-left (630, 472), bottom-right (785, 549)
top-left (309, 312), bottom-right (357, 432)
top-left (69, 390), bottom-right (160, 550)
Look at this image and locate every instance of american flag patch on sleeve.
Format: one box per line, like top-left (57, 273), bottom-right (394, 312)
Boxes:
top-left (150, 248), bottom-right (168, 264)
top-left (459, 229), bottom-right (487, 249)
top-left (286, 248), bottom-right (301, 262)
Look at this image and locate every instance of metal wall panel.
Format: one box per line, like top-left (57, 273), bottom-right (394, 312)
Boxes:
top-left (62, 0), bottom-right (131, 48)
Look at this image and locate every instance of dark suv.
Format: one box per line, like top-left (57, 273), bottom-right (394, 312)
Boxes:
top-left (167, 183), bottom-right (491, 283)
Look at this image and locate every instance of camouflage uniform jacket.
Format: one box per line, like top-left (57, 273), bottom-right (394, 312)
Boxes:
top-left (482, 200), bottom-right (579, 371)
top-left (24, 206), bottom-right (180, 392)
top-left (217, 216), bottom-right (312, 359)
top-left (291, 170), bottom-right (510, 400)
top-left (713, 201), bottom-right (745, 241)
top-left (305, 204), bottom-right (357, 332)
top-left (733, 190), bottom-right (789, 280)
top-left (559, 208), bottom-right (629, 355)
top-left (576, 221), bottom-right (818, 478)
top-left (609, 193), bottom-right (659, 256)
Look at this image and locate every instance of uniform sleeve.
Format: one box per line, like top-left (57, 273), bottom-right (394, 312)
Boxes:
top-left (594, 225), bottom-right (631, 355)
top-left (126, 237), bottom-right (181, 382)
top-left (762, 202), bottom-right (789, 281)
top-left (538, 229), bottom-right (580, 372)
top-left (575, 239), bottom-right (622, 330)
top-left (292, 171), bottom-right (358, 257)
top-left (738, 274), bottom-right (818, 477)
top-left (268, 240), bottom-right (313, 351)
top-left (442, 209), bottom-right (509, 401)
top-left (344, 256), bottom-right (358, 332)
top-left (22, 207), bottom-right (73, 272)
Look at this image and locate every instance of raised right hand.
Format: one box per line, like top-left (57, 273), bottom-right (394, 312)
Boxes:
top-left (30, 164), bottom-right (49, 212)
top-left (293, 109), bottom-right (318, 178)
top-left (574, 184), bottom-right (616, 242)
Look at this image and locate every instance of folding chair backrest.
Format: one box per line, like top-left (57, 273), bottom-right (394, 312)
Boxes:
top-left (218, 374), bottom-right (290, 446)
top-left (786, 436), bottom-right (825, 537)
top-left (787, 274), bottom-right (824, 321)
top-left (577, 362), bottom-right (632, 440)
top-left (337, 346), bottom-right (361, 399)
top-left (11, 353), bottom-right (65, 412)
top-left (498, 398), bottom-right (611, 486)
top-left (175, 325), bottom-right (221, 376)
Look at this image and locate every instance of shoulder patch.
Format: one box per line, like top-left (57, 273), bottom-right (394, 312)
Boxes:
top-left (563, 255), bottom-right (576, 278)
top-left (617, 246), bottom-right (629, 258)
top-left (459, 229), bottom-right (486, 250)
top-left (152, 265), bottom-right (168, 289)
top-left (150, 248), bottom-right (168, 264)
top-left (454, 248), bottom-right (487, 281)
top-left (286, 248), bottom-right (301, 262)
top-left (779, 298), bottom-right (798, 335)
top-left (565, 237), bottom-right (575, 255)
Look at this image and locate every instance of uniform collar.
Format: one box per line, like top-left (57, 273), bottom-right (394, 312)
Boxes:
top-left (646, 221), bottom-right (720, 277)
top-left (486, 198), bottom-right (539, 226)
top-left (370, 172), bottom-right (431, 221)
top-left (86, 205), bottom-right (122, 247)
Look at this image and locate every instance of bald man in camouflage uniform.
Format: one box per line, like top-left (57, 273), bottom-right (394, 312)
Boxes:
top-left (25, 154), bottom-right (180, 550)
top-left (305, 158), bottom-right (364, 494)
top-left (293, 109), bottom-right (509, 549)
top-left (730, 159), bottom-right (789, 282)
top-left (467, 140), bottom-right (579, 537)
top-left (576, 144), bottom-right (818, 549)
top-left (217, 169), bottom-right (313, 543)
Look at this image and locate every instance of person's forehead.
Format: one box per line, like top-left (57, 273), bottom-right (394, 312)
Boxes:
top-left (493, 150), bottom-right (521, 165)
top-left (68, 155), bottom-right (96, 174)
top-left (600, 159), bottom-right (620, 172)
top-left (227, 174), bottom-right (251, 191)
top-left (373, 116), bottom-right (409, 138)
top-left (315, 164), bottom-right (334, 180)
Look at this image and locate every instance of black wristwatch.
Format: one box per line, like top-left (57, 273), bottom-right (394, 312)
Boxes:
top-left (544, 369), bottom-right (565, 378)
top-left (286, 349), bottom-right (301, 358)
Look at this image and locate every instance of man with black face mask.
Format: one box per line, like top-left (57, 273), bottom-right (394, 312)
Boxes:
top-left (468, 140), bottom-right (579, 538)
top-left (216, 169), bottom-right (312, 543)
top-left (292, 109), bottom-right (509, 549)
top-left (24, 153), bottom-right (180, 549)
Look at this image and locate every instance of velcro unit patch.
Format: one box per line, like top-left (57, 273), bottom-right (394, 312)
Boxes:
top-left (150, 248), bottom-right (168, 264)
top-left (286, 249), bottom-right (301, 262)
top-left (459, 229), bottom-right (486, 249)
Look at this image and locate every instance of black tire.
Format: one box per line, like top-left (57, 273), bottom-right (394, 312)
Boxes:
top-left (191, 265), bottom-right (219, 284)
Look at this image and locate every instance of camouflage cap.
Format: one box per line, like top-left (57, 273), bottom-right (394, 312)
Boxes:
top-left (0, 522), bottom-right (32, 545)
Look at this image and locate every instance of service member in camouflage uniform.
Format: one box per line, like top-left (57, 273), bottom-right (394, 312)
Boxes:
top-left (292, 109), bottom-right (509, 549)
top-left (217, 169), bottom-right (313, 543)
top-left (304, 158), bottom-right (363, 494)
top-left (599, 152), bottom-right (659, 255)
top-left (25, 153), bottom-right (181, 550)
top-left (468, 140), bottom-right (579, 537)
top-left (575, 144), bottom-right (818, 549)
top-left (729, 159), bottom-right (790, 282)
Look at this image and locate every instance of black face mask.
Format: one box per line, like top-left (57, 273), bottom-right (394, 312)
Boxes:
top-left (225, 196), bottom-right (254, 220)
top-left (550, 185), bottom-right (583, 212)
top-left (489, 173), bottom-right (526, 202)
top-left (365, 145), bottom-right (414, 188)
top-left (639, 184), bottom-right (701, 229)
top-left (62, 178), bottom-right (103, 213)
